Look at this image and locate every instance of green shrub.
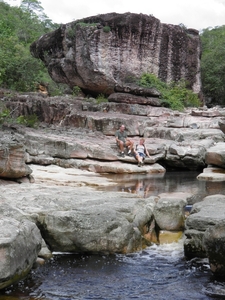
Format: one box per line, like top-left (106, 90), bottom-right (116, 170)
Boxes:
top-left (96, 93), bottom-right (108, 104)
top-left (72, 86), bottom-right (81, 96)
top-left (47, 82), bottom-right (69, 96)
top-left (0, 108), bottom-right (11, 124)
top-left (66, 28), bottom-right (76, 39)
top-left (17, 114), bottom-right (39, 128)
top-left (139, 73), bottom-right (167, 90)
top-left (103, 26), bottom-right (111, 33)
top-left (138, 73), bottom-right (200, 111)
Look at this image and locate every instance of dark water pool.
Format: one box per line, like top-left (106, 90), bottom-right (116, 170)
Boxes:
top-left (1, 171), bottom-right (225, 300)
top-left (1, 243), bottom-right (222, 300)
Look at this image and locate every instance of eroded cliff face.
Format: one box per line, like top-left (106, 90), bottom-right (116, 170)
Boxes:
top-left (30, 12), bottom-right (201, 96)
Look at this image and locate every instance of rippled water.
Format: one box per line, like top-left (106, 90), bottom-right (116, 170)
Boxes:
top-left (1, 171), bottom-right (225, 300)
top-left (0, 242), bottom-right (217, 300)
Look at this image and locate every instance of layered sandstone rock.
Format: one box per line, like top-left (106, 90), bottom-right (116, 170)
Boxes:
top-left (1, 92), bottom-right (225, 173)
top-left (30, 13), bottom-right (201, 96)
top-left (0, 139), bottom-right (32, 179)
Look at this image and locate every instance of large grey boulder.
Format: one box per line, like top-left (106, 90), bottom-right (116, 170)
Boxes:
top-left (30, 193), bottom-right (156, 254)
top-left (153, 192), bottom-right (190, 231)
top-left (184, 194), bottom-right (225, 258)
top-left (203, 221), bottom-right (225, 279)
top-left (0, 218), bottom-right (42, 290)
top-left (205, 142), bottom-right (225, 168)
top-left (30, 13), bottom-right (201, 96)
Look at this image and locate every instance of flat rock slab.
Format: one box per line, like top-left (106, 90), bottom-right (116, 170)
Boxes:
top-left (186, 195), bottom-right (225, 232)
top-left (29, 162), bottom-right (165, 184)
top-left (197, 167), bottom-right (225, 182)
top-left (73, 159), bottom-right (165, 174)
top-left (29, 164), bottom-right (117, 187)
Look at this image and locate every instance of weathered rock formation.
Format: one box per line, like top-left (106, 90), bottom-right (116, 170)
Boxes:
top-left (0, 138), bottom-right (32, 179)
top-left (204, 221), bottom-right (225, 279)
top-left (1, 92), bottom-right (225, 176)
top-left (153, 192), bottom-right (190, 231)
top-left (0, 217), bottom-right (42, 289)
top-left (205, 142), bottom-right (225, 168)
top-left (30, 13), bottom-right (201, 96)
top-left (184, 194), bottom-right (225, 278)
top-left (184, 194), bottom-right (225, 258)
top-left (0, 169), bottom-right (189, 280)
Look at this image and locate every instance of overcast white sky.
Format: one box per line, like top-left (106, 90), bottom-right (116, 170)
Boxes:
top-left (6, 0), bottom-right (225, 31)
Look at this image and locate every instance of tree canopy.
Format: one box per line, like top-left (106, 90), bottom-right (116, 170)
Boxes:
top-left (0, 0), bottom-right (61, 93)
top-left (200, 26), bottom-right (225, 106)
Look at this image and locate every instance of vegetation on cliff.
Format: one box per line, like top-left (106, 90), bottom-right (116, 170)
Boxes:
top-left (139, 73), bottom-right (200, 111)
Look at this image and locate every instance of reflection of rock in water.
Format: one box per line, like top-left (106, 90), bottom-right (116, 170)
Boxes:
top-left (100, 171), bottom-right (225, 202)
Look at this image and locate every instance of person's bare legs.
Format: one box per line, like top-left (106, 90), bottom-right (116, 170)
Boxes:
top-left (117, 140), bottom-right (125, 156)
top-left (117, 140), bottom-right (134, 156)
top-left (134, 151), bottom-right (143, 166)
top-left (125, 139), bottom-right (134, 153)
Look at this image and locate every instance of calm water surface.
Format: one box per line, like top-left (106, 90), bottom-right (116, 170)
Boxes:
top-left (1, 171), bottom-right (225, 300)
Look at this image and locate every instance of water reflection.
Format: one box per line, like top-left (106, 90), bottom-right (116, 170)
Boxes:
top-left (100, 171), bottom-right (225, 202)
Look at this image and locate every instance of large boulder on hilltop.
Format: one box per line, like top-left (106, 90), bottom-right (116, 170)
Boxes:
top-left (30, 13), bottom-right (201, 96)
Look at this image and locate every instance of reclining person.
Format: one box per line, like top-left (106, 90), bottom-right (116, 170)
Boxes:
top-left (134, 138), bottom-right (151, 167)
top-left (115, 124), bottom-right (134, 157)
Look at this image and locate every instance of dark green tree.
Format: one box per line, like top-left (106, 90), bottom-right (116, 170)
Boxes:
top-left (201, 26), bottom-right (225, 106)
top-left (0, 0), bottom-right (59, 92)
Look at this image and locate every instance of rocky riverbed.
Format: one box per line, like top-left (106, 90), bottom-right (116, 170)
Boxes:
top-left (1, 91), bottom-right (225, 287)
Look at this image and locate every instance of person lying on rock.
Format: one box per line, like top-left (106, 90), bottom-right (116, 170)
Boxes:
top-left (134, 138), bottom-right (151, 167)
top-left (115, 124), bottom-right (134, 157)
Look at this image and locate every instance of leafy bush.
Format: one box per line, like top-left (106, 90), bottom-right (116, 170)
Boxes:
top-left (72, 86), bottom-right (81, 96)
top-left (200, 26), bottom-right (225, 105)
top-left (17, 114), bottom-right (39, 127)
top-left (103, 26), bottom-right (111, 33)
top-left (138, 73), bottom-right (200, 111)
top-left (0, 1), bottom-right (58, 93)
top-left (96, 93), bottom-right (108, 104)
top-left (0, 108), bottom-right (11, 124)
top-left (66, 27), bottom-right (76, 39)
